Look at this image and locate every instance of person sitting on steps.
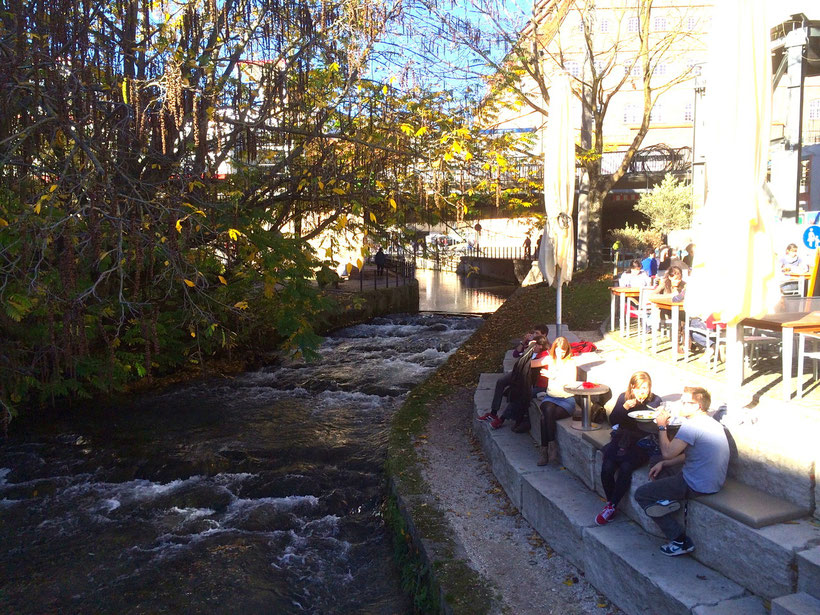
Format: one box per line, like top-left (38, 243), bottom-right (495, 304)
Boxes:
top-left (512, 324), bottom-right (549, 358)
top-left (479, 335), bottom-right (549, 430)
top-left (536, 337), bottom-right (577, 466)
top-left (595, 371), bottom-right (662, 525)
top-left (633, 386), bottom-right (729, 557)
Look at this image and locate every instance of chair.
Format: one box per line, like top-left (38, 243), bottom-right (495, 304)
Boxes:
top-left (708, 325), bottom-right (780, 376)
top-left (684, 317), bottom-right (725, 370)
top-left (636, 287), bottom-right (661, 349)
top-left (797, 333), bottom-right (820, 399)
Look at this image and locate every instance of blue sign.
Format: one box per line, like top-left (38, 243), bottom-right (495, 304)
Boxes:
top-left (804, 226), bottom-right (820, 250)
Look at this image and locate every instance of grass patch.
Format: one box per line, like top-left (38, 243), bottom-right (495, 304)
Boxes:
top-left (386, 269), bottom-right (611, 614)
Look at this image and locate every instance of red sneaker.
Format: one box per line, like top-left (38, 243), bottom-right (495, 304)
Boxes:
top-left (595, 503), bottom-right (616, 526)
top-left (478, 412), bottom-right (495, 422)
top-left (489, 416), bottom-right (505, 430)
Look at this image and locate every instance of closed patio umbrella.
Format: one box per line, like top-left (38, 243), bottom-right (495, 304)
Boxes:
top-left (684, 0), bottom-right (780, 398)
top-left (539, 72), bottom-right (575, 336)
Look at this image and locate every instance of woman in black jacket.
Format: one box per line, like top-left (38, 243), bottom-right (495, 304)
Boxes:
top-left (595, 371), bottom-right (662, 525)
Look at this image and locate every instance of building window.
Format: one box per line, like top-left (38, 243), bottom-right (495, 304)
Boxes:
top-left (686, 16), bottom-right (698, 31)
top-left (684, 103), bottom-right (693, 122)
top-left (600, 18), bottom-right (610, 33)
top-left (654, 63), bottom-right (667, 77)
top-left (594, 59), bottom-right (607, 74)
top-left (654, 16), bottom-right (666, 31)
top-left (624, 104), bottom-right (640, 124)
top-left (565, 61), bottom-right (581, 78)
top-left (809, 99), bottom-right (820, 120)
top-left (627, 17), bottom-right (639, 33)
top-left (650, 104), bottom-right (663, 123)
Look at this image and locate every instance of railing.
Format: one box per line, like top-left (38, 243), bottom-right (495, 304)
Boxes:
top-left (356, 255), bottom-right (416, 291)
top-left (600, 145), bottom-right (692, 176)
top-left (464, 246), bottom-right (533, 260)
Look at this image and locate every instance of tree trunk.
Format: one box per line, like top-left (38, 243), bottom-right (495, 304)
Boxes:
top-left (587, 187), bottom-right (604, 267)
top-left (576, 170), bottom-right (589, 270)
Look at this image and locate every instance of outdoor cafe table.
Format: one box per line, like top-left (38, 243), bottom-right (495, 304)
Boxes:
top-left (609, 287), bottom-right (641, 336)
top-left (563, 382), bottom-right (610, 431)
top-left (740, 311), bottom-right (820, 400)
top-left (648, 295), bottom-right (684, 360)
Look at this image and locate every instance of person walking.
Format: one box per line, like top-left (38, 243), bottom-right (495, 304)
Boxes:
top-left (374, 247), bottom-right (387, 276)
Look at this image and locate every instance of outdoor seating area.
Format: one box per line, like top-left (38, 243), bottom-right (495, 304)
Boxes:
top-left (473, 325), bottom-right (820, 615)
top-left (609, 285), bottom-right (820, 404)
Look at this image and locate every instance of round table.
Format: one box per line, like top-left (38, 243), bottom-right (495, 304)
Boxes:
top-left (563, 383), bottom-right (611, 431)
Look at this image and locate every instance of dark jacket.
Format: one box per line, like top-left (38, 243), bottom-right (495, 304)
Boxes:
top-left (608, 392), bottom-right (662, 451)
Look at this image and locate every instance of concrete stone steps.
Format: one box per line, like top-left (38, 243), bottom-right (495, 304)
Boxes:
top-left (798, 546), bottom-right (820, 600)
top-left (771, 592), bottom-right (820, 615)
top-left (473, 378), bottom-right (820, 613)
top-left (555, 412), bottom-right (819, 601)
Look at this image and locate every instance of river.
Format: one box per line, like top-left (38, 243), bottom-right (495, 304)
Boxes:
top-left (0, 313), bottom-right (485, 614)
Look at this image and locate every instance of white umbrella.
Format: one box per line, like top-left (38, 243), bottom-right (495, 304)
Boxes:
top-left (684, 0), bottom-right (780, 398)
top-left (539, 72), bottom-right (575, 337)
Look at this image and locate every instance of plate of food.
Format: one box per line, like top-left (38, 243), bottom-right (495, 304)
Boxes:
top-left (627, 410), bottom-right (658, 422)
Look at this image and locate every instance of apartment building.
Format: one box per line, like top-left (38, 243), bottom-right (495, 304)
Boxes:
top-left (485, 1), bottom-right (820, 233)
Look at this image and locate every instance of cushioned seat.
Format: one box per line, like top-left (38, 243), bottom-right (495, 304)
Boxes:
top-left (694, 478), bottom-right (810, 529)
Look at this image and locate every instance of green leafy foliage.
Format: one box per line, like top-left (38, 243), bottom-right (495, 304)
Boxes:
top-left (634, 173), bottom-right (694, 235)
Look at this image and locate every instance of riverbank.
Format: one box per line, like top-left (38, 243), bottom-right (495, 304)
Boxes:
top-left (385, 271), bottom-right (613, 614)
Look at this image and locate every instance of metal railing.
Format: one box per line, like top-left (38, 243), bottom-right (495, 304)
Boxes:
top-left (357, 255), bottom-right (416, 291)
top-left (463, 246), bottom-right (533, 260)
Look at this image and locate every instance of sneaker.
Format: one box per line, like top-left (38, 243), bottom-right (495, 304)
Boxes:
top-left (489, 416), bottom-right (505, 430)
top-left (660, 537), bottom-right (695, 556)
top-left (645, 499), bottom-right (681, 517)
top-left (595, 503), bottom-right (616, 526)
top-left (477, 412), bottom-right (495, 422)
top-left (511, 420), bottom-right (531, 433)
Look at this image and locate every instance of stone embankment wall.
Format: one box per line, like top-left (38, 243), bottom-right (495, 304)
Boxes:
top-left (459, 256), bottom-right (532, 284)
top-left (317, 280), bottom-right (420, 334)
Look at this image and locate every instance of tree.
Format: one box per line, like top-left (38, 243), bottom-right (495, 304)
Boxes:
top-left (634, 172), bottom-right (692, 235)
top-left (0, 0), bottom-right (456, 417)
top-left (413, 0), bottom-right (708, 266)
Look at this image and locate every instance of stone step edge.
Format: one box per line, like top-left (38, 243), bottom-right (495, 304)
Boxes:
top-left (470, 405), bottom-right (749, 615)
top-left (474, 377), bottom-right (816, 604)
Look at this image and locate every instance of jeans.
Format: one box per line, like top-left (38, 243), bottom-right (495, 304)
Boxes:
top-left (491, 371), bottom-right (515, 414)
top-left (600, 441), bottom-right (648, 507)
top-left (634, 467), bottom-right (697, 540)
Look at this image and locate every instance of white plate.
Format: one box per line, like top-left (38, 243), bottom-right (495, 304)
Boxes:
top-left (627, 410), bottom-right (657, 421)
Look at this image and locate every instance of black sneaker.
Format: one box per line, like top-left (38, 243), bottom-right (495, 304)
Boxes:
top-left (645, 499), bottom-right (681, 517)
top-left (660, 537), bottom-right (695, 556)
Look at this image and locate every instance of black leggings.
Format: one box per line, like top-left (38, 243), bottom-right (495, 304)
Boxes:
top-left (600, 442), bottom-right (648, 506)
top-left (539, 401), bottom-right (571, 444)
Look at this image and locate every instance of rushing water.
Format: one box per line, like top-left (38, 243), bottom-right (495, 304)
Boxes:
top-left (0, 314), bottom-right (483, 614)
